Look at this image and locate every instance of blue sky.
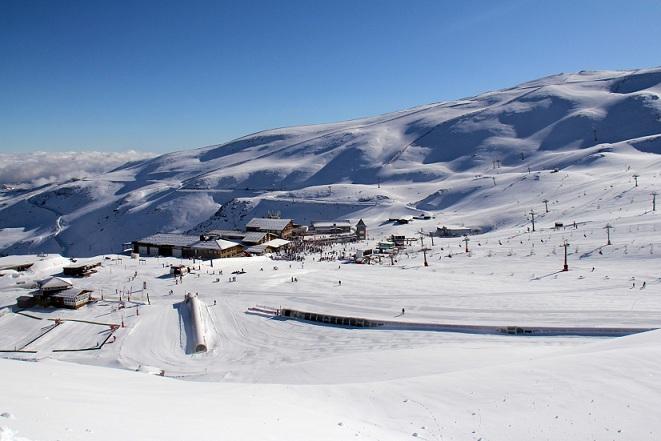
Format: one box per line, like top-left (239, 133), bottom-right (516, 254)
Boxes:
top-left (1, 0), bottom-right (660, 153)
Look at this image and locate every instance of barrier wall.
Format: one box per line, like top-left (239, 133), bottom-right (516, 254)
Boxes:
top-left (279, 309), bottom-right (655, 337)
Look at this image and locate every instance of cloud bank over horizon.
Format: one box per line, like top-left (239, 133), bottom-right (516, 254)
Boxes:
top-left (0, 150), bottom-right (156, 186)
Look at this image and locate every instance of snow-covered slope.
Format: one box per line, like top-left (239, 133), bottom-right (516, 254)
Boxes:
top-left (2, 329), bottom-right (660, 441)
top-left (2, 67), bottom-right (661, 256)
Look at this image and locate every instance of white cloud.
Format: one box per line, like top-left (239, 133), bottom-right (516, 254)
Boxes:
top-left (0, 150), bottom-right (157, 186)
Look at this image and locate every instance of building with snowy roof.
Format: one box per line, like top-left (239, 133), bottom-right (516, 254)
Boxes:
top-left (132, 233), bottom-right (243, 259)
top-left (38, 277), bottom-right (73, 292)
top-left (245, 218), bottom-right (294, 238)
top-left (204, 230), bottom-right (247, 241)
top-left (311, 220), bottom-right (353, 235)
top-left (25, 277), bottom-right (91, 309)
top-left (188, 239), bottom-right (244, 259)
top-left (49, 288), bottom-right (91, 309)
top-left (245, 238), bottom-right (290, 256)
top-left (63, 261), bottom-right (101, 277)
top-left (241, 231), bottom-right (275, 245)
top-left (132, 233), bottom-right (199, 257)
top-left (435, 225), bottom-right (478, 237)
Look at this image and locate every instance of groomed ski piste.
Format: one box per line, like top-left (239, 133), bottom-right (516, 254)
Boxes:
top-left (1, 68), bottom-right (661, 440)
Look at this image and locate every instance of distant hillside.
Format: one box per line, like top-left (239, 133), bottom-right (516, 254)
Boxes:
top-left (1, 67), bottom-right (661, 256)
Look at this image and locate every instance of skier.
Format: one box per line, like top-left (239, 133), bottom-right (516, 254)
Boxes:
top-left (401, 308), bottom-right (405, 315)
top-left (338, 280), bottom-right (342, 286)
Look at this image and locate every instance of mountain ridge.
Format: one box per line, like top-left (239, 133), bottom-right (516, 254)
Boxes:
top-left (1, 66), bottom-right (661, 256)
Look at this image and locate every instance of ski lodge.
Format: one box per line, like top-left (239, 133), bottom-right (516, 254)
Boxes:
top-left (245, 238), bottom-right (291, 255)
top-left (132, 233), bottom-right (244, 259)
top-left (202, 230), bottom-right (247, 241)
top-left (18, 276), bottom-right (92, 309)
top-left (435, 225), bottom-right (477, 237)
top-left (302, 219), bottom-right (367, 244)
top-left (188, 238), bottom-right (245, 259)
top-left (130, 217), bottom-right (366, 258)
top-left (245, 218), bottom-right (295, 238)
top-left (63, 261), bottom-right (101, 277)
top-left (310, 220), bottom-right (353, 235)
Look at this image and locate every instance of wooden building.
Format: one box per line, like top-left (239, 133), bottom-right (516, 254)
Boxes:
top-left (49, 288), bottom-right (91, 309)
top-left (204, 230), bottom-right (247, 241)
top-left (436, 225), bottom-right (476, 237)
top-left (245, 238), bottom-right (290, 256)
top-left (241, 231), bottom-right (276, 246)
top-left (132, 233), bottom-right (199, 257)
top-left (16, 295), bottom-right (36, 308)
top-left (27, 277), bottom-right (91, 309)
top-left (311, 220), bottom-right (353, 235)
top-left (38, 277), bottom-right (73, 293)
top-left (132, 233), bottom-right (243, 259)
top-left (63, 261), bottom-right (101, 277)
top-left (245, 218), bottom-right (294, 238)
top-left (188, 239), bottom-right (244, 259)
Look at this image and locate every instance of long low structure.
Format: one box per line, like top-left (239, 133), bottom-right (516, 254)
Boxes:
top-left (132, 233), bottom-right (243, 259)
top-left (278, 308), bottom-right (656, 337)
top-left (435, 225), bottom-right (479, 237)
top-left (63, 261), bottom-right (101, 277)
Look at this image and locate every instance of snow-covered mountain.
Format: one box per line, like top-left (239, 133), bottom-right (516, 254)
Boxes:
top-left (2, 67), bottom-right (661, 256)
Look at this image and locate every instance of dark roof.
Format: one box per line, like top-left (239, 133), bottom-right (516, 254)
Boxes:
top-left (63, 261), bottom-right (101, 270)
top-left (135, 233), bottom-right (199, 247)
top-left (312, 220), bottom-right (352, 228)
top-left (50, 288), bottom-right (89, 300)
top-left (241, 232), bottom-right (268, 244)
top-left (207, 229), bottom-right (246, 239)
top-left (246, 218), bottom-right (293, 231)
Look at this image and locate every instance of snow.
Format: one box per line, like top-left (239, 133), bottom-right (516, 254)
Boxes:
top-left (1, 67), bottom-right (661, 439)
top-left (1, 67), bottom-right (661, 256)
top-left (1, 194), bottom-right (661, 438)
top-left (0, 329), bottom-right (659, 440)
